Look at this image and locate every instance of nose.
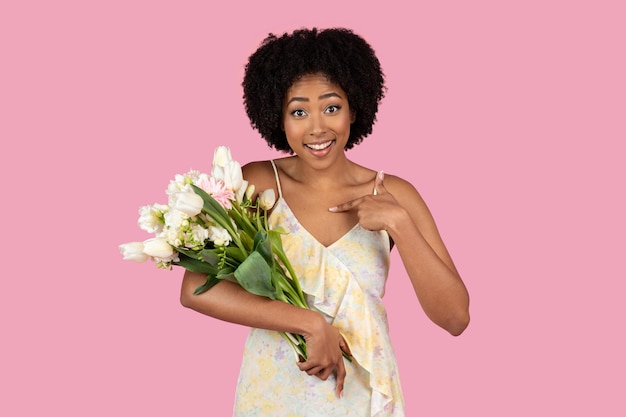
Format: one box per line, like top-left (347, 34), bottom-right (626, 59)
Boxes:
top-left (308, 112), bottom-right (326, 136)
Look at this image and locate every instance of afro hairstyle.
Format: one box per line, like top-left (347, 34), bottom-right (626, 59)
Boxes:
top-left (242, 27), bottom-right (386, 153)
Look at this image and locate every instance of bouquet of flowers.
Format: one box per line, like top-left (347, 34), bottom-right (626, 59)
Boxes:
top-left (119, 146), bottom-right (311, 360)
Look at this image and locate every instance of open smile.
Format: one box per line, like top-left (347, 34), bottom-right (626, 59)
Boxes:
top-left (305, 140), bottom-right (334, 150)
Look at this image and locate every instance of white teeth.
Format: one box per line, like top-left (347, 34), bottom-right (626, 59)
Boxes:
top-left (307, 141), bottom-right (332, 150)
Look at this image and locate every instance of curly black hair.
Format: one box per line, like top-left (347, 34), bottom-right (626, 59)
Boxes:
top-left (242, 27), bottom-right (386, 153)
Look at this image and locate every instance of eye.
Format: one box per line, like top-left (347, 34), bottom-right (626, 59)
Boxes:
top-left (290, 109), bottom-right (307, 117)
top-left (325, 105), bottom-right (342, 114)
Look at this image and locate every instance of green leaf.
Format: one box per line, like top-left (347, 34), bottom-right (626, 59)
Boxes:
top-left (199, 249), bottom-right (220, 266)
top-left (190, 184), bottom-right (231, 222)
top-left (240, 232), bottom-right (255, 253)
top-left (175, 252), bottom-right (218, 275)
top-left (175, 247), bottom-right (200, 259)
top-left (266, 229), bottom-right (307, 304)
top-left (217, 271), bottom-right (236, 282)
top-left (193, 274), bottom-right (221, 295)
top-left (228, 204), bottom-right (257, 237)
top-left (268, 230), bottom-right (289, 261)
top-left (272, 269), bottom-right (284, 300)
top-left (224, 246), bottom-right (247, 264)
top-left (234, 251), bottom-right (277, 299)
top-left (253, 230), bottom-right (273, 265)
top-left (217, 266), bottom-right (235, 279)
top-left (189, 184), bottom-right (248, 257)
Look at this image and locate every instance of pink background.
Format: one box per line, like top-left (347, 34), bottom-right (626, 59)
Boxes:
top-left (2, 1), bottom-right (624, 416)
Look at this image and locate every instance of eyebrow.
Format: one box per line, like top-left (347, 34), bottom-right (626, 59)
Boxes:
top-left (286, 92), bottom-right (344, 105)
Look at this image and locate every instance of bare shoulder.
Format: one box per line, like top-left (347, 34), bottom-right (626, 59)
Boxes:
top-left (381, 173), bottom-right (427, 206)
top-left (383, 174), bottom-right (438, 232)
top-left (242, 160), bottom-right (272, 177)
top-left (242, 160), bottom-right (279, 197)
top-left (382, 172), bottom-right (460, 274)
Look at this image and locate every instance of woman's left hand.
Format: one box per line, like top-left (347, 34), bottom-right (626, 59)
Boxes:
top-left (328, 172), bottom-right (406, 232)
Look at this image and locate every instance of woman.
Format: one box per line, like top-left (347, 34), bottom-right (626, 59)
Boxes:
top-left (181, 27), bottom-right (470, 416)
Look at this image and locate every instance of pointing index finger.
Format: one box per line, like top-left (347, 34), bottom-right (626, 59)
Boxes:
top-left (328, 197), bottom-right (363, 212)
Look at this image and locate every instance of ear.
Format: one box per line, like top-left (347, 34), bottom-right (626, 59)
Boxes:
top-left (350, 110), bottom-right (356, 124)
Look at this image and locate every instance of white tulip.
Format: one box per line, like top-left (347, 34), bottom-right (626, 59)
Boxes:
top-left (119, 242), bottom-right (150, 262)
top-left (236, 180), bottom-right (249, 203)
top-left (143, 237), bottom-right (175, 258)
top-left (258, 189), bottom-right (276, 211)
top-left (212, 146), bottom-right (233, 168)
top-left (223, 160), bottom-right (244, 192)
top-left (211, 164), bottom-right (225, 182)
top-left (173, 192), bottom-right (204, 217)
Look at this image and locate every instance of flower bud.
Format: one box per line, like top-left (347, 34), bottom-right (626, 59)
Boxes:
top-left (119, 242), bottom-right (150, 262)
top-left (173, 192), bottom-right (204, 217)
top-left (143, 238), bottom-right (175, 258)
top-left (245, 183), bottom-right (255, 201)
top-left (258, 189), bottom-right (276, 211)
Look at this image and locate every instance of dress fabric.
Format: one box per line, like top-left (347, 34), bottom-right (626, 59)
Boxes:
top-left (233, 161), bottom-right (404, 417)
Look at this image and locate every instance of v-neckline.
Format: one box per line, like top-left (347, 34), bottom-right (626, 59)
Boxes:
top-left (274, 197), bottom-right (360, 249)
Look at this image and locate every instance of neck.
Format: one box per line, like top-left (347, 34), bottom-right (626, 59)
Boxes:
top-left (285, 156), bottom-right (362, 189)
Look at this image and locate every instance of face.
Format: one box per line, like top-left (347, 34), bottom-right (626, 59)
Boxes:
top-left (282, 73), bottom-right (355, 163)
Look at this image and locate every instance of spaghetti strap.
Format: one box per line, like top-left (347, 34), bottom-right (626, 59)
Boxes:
top-left (270, 160), bottom-right (283, 199)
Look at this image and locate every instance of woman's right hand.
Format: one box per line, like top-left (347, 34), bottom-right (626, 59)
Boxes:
top-left (181, 271), bottom-right (353, 396)
top-left (297, 315), bottom-right (352, 397)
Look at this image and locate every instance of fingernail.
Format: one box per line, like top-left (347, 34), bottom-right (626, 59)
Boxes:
top-left (328, 206), bottom-right (337, 212)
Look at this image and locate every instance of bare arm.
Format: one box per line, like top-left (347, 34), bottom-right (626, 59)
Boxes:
top-left (181, 271), bottom-right (321, 333)
top-left (329, 172), bottom-right (470, 335)
top-left (181, 268), bottom-right (350, 395)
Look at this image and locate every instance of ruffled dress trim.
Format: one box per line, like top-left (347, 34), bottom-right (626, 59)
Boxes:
top-left (270, 197), bottom-right (403, 416)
